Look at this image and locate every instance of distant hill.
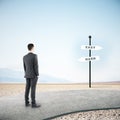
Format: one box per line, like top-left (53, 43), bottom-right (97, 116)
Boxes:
top-left (0, 68), bottom-right (68, 83)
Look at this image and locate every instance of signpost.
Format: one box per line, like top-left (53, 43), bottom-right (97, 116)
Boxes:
top-left (79, 36), bottom-right (102, 88)
top-left (89, 36), bottom-right (92, 88)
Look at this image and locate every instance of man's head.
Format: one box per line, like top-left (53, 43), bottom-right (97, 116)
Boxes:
top-left (27, 43), bottom-right (34, 51)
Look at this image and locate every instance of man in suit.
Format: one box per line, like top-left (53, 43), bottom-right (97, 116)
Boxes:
top-left (23, 43), bottom-right (40, 108)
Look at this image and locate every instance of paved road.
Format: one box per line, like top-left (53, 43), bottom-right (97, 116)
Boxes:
top-left (0, 89), bottom-right (120, 120)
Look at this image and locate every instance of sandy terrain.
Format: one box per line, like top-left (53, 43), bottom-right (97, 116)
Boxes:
top-left (52, 109), bottom-right (120, 120)
top-left (0, 82), bottom-right (120, 97)
top-left (0, 82), bottom-right (120, 120)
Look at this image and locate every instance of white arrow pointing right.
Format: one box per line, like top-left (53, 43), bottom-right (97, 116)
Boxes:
top-left (81, 45), bottom-right (102, 50)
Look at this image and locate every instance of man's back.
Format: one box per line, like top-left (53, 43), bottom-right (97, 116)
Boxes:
top-left (23, 53), bottom-right (39, 78)
top-left (23, 43), bottom-right (40, 108)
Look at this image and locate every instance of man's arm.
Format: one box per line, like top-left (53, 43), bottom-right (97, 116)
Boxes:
top-left (23, 58), bottom-right (26, 72)
top-left (34, 55), bottom-right (39, 76)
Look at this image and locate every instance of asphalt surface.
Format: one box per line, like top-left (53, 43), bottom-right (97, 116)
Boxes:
top-left (0, 89), bottom-right (120, 120)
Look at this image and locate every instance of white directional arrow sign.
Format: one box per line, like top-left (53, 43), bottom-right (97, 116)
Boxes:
top-left (78, 56), bottom-right (100, 62)
top-left (81, 45), bottom-right (102, 50)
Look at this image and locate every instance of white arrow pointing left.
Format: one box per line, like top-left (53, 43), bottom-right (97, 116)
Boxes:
top-left (78, 56), bottom-right (100, 62)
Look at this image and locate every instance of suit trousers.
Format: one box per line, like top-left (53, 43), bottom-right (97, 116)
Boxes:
top-left (25, 77), bottom-right (38, 104)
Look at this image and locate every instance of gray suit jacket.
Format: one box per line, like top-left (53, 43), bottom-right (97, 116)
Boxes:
top-left (23, 53), bottom-right (39, 78)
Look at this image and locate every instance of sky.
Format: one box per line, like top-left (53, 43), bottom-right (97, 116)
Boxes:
top-left (0, 0), bottom-right (120, 82)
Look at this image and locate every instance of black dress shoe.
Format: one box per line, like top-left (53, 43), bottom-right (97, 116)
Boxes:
top-left (25, 103), bottom-right (30, 107)
top-left (32, 104), bottom-right (41, 108)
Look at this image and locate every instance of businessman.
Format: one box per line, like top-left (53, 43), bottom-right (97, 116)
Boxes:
top-left (23, 43), bottom-right (40, 108)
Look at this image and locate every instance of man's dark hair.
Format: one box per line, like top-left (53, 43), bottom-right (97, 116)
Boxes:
top-left (28, 43), bottom-right (34, 51)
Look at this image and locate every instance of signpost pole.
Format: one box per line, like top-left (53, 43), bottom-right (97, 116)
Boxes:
top-left (79, 36), bottom-right (101, 88)
top-left (89, 36), bottom-right (92, 88)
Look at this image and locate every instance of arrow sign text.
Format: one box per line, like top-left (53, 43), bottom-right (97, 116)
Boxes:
top-left (78, 56), bottom-right (100, 62)
top-left (81, 45), bottom-right (102, 50)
